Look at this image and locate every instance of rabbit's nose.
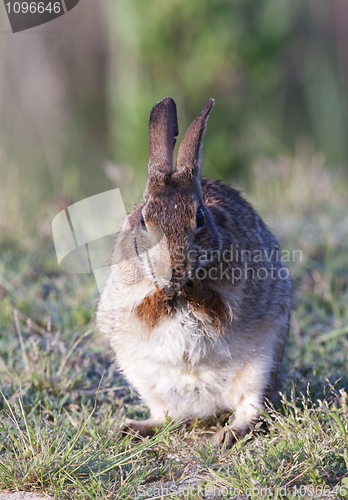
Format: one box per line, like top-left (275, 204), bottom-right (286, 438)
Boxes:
top-left (171, 266), bottom-right (185, 282)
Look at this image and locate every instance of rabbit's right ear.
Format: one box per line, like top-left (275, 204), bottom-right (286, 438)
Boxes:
top-left (175, 98), bottom-right (214, 184)
top-left (145, 97), bottom-right (179, 198)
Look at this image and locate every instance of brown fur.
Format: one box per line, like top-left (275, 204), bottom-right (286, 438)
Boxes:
top-left (136, 280), bottom-right (229, 333)
top-left (135, 286), bottom-right (174, 329)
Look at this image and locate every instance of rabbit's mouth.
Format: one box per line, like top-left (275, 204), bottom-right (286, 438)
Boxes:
top-left (162, 278), bottom-right (189, 299)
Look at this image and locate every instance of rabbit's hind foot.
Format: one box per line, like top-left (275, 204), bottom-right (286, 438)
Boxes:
top-left (121, 417), bottom-right (161, 439)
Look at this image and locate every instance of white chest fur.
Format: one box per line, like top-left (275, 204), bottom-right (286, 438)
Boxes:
top-left (99, 286), bottom-right (268, 422)
top-left (97, 259), bottom-right (277, 427)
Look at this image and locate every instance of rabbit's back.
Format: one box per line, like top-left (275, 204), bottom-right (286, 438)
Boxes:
top-left (201, 177), bottom-right (291, 323)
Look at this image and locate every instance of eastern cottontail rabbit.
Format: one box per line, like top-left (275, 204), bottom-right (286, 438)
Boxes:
top-left (97, 97), bottom-right (292, 447)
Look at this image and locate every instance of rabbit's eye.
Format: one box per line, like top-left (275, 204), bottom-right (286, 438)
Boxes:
top-left (196, 208), bottom-right (205, 228)
top-left (140, 214), bottom-right (147, 231)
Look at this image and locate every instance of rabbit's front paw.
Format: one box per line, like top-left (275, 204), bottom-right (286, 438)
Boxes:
top-left (213, 425), bottom-right (248, 449)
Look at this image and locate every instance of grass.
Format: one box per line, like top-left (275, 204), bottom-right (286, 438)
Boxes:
top-left (1, 152), bottom-right (348, 499)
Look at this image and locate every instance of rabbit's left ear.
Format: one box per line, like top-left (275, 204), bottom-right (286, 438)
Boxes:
top-left (175, 98), bottom-right (214, 186)
top-left (145, 97), bottom-right (179, 198)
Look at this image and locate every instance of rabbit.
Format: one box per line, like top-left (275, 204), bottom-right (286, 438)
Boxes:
top-left (96, 97), bottom-right (292, 448)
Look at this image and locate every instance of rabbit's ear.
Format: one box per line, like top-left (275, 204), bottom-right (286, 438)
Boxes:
top-left (145, 97), bottom-right (179, 196)
top-left (175, 99), bottom-right (214, 185)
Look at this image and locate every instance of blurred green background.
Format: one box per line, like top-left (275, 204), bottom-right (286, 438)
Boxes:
top-left (0, 0), bottom-right (347, 226)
